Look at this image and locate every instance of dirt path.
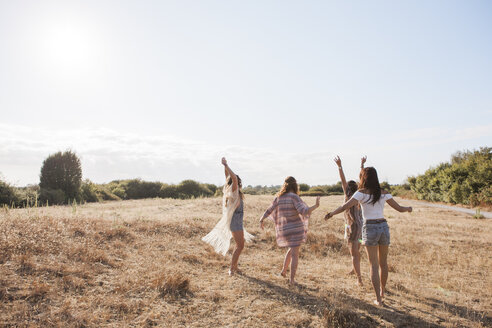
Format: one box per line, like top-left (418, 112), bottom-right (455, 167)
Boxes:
top-left (406, 199), bottom-right (492, 219)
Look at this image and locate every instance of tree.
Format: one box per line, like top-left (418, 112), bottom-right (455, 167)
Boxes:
top-left (39, 150), bottom-right (82, 202)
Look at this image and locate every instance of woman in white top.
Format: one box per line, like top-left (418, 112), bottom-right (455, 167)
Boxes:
top-left (325, 167), bottom-right (412, 306)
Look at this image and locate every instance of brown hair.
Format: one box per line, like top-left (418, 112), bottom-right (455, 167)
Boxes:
top-left (358, 167), bottom-right (381, 204)
top-left (346, 180), bottom-right (358, 197)
top-left (278, 176), bottom-right (299, 196)
top-left (227, 175), bottom-right (244, 199)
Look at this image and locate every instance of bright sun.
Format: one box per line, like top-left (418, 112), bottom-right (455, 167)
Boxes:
top-left (40, 23), bottom-right (96, 74)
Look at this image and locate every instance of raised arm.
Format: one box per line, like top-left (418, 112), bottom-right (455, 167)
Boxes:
top-left (334, 156), bottom-right (347, 194)
top-left (222, 157), bottom-right (238, 192)
top-left (292, 195), bottom-right (320, 217)
top-left (360, 156), bottom-right (367, 175)
top-left (386, 198), bottom-right (412, 213)
top-left (307, 196), bottom-right (321, 215)
top-left (324, 197), bottom-right (358, 220)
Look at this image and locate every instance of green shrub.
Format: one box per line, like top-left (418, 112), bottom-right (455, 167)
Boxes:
top-left (203, 183), bottom-right (218, 195)
top-left (111, 186), bottom-right (127, 199)
top-left (242, 185), bottom-right (280, 195)
top-left (124, 179), bottom-right (162, 199)
top-left (160, 184), bottom-right (178, 198)
top-left (39, 188), bottom-right (66, 205)
top-left (16, 185), bottom-right (40, 207)
top-left (0, 179), bottom-right (20, 207)
top-left (80, 180), bottom-right (100, 203)
top-left (300, 190), bottom-right (326, 196)
top-left (94, 185), bottom-right (120, 201)
top-left (409, 147), bottom-right (491, 205)
top-left (176, 180), bottom-right (213, 199)
top-left (299, 183), bottom-right (310, 192)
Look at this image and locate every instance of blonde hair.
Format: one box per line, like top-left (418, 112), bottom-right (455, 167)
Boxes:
top-left (278, 176), bottom-right (299, 196)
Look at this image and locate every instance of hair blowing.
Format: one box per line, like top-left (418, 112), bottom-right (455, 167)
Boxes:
top-left (227, 175), bottom-right (244, 199)
top-left (358, 167), bottom-right (381, 204)
top-left (278, 176), bottom-right (299, 196)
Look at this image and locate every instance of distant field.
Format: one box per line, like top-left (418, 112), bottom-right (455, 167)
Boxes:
top-left (0, 195), bottom-right (491, 327)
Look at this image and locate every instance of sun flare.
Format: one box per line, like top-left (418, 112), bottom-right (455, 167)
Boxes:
top-left (40, 23), bottom-right (96, 73)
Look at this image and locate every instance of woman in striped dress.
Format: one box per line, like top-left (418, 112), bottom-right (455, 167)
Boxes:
top-left (259, 176), bottom-right (320, 285)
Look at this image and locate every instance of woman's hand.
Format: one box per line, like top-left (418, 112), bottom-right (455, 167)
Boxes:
top-left (315, 196), bottom-right (320, 208)
top-left (221, 157), bottom-right (227, 166)
top-left (361, 156), bottom-right (367, 168)
top-left (324, 212), bottom-right (332, 220)
top-left (259, 218), bottom-right (265, 230)
top-left (334, 155), bottom-right (342, 168)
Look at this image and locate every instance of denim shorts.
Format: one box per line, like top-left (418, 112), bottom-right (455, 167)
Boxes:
top-left (362, 221), bottom-right (390, 246)
top-left (230, 211), bottom-right (244, 231)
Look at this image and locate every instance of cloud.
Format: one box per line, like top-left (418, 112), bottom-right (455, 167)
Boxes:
top-left (0, 123), bottom-right (490, 186)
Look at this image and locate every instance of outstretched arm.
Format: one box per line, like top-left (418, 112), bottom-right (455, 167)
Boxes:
top-left (222, 157), bottom-right (238, 192)
top-left (324, 197), bottom-right (358, 220)
top-left (386, 198), bottom-right (412, 213)
top-left (334, 156), bottom-right (347, 195)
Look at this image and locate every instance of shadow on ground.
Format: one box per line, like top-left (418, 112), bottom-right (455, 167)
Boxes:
top-left (240, 273), bottom-right (444, 327)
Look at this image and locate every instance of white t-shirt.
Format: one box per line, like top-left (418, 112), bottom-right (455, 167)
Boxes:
top-left (351, 191), bottom-right (393, 220)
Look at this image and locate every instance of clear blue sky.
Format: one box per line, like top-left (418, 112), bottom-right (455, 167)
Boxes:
top-left (0, 0), bottom-right (491, 186)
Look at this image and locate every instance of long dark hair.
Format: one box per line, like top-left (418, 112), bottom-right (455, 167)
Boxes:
top-left (278, 176), bottom-right (299, 196)
top-left (227, 175), bottom-right (244, 200)
top-left (358, 167), bottom-right (381, 204)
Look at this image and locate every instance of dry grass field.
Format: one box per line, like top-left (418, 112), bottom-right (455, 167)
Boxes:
top-left (0, 195), bottom-right (491, 327)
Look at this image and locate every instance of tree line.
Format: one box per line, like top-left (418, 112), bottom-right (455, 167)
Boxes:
top-left (1, 147), bottom-right (489, 207)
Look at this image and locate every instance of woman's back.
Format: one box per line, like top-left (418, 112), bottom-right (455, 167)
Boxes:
top-left (352, 190), bottom-right (393, 220)
top-left (275, 193), bottom-right (310, 221)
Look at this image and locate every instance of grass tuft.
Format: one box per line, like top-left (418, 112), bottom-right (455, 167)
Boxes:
top-left (152, 271), bottom-right (191, 298)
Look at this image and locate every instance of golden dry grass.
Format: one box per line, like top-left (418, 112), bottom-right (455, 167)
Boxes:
top-left (0, 195), bottom-right (491, 327)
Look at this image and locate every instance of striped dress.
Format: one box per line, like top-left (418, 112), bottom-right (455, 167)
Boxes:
top-left (261, 192), bottom-right (311, 247)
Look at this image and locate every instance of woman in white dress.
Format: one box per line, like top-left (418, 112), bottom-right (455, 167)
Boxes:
top-left (202, 158), bottom-right (253, 275)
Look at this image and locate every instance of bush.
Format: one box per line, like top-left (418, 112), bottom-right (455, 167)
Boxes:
top-left (80, 180), bottom-right (99, 203)
top-left (409, 147), bottom-right (491, 205)
top-left (39, 188), bottom-right (66, 205)
top-left (242, 185), bottom-right (280, 195)
top-left (176, 180), bottom-right (214, 199)
top-left (203, 183), bottom-right (218, 195)
top-left (39, 150), bottom-right (82, 202)
top-left (111, 186), bottom-right (127, 199)
top-left (16, 185), bottom-right (40, 207)
top-left (94, 185), bottom-right (120, 201)
top-left (124, 179), bottom-right (162, 199)
top-left (160, 184), bottom-right (178, 198)
top-left (0, 179), bottom-right (20, 207)
top-left (299, 183), bottom-right (310, 192)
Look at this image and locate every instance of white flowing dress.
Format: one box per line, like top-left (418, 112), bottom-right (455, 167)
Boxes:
top-left (202, 184), bottom-right (254, 255)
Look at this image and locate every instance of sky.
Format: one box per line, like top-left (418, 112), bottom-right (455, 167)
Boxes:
top-left (0, 0), bottom-right (491, 187)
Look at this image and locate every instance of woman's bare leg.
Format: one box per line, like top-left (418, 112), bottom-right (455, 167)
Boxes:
top-left (349, 241), bottom-right (362, 285)
top-left (365, 245), bottom-right (382, 305)
top-left (289, 246), bottom-right (301, 284)
top-left (378, 245), bottom-right (389, 298)
top-left (230, 230), bottom-right (244, 274)
top-left (281, 248), bottom-right (292, 276)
